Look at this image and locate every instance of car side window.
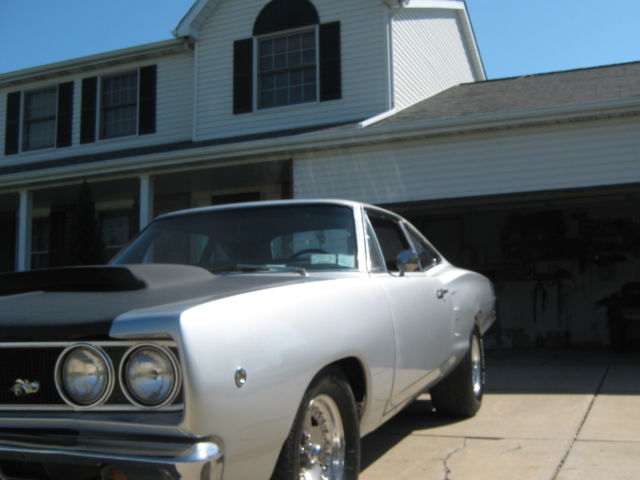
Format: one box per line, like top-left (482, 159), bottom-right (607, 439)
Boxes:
top-left (365, 219), bottom-right (386, 273)
top-left (404, 223), bottom-right (440, 270)
top-left (367, 213), bottom-right (410, 272)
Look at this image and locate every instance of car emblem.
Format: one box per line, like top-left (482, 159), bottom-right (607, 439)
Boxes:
top-left (10, 379), bottom-right (40, 397)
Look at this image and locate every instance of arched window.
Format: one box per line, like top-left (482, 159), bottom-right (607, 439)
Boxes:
top-left (253, 0), bottom-right (319, 36)
top-left (233, 0), bottom-right (341, 114)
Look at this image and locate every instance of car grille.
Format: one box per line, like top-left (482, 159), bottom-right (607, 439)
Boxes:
top-left (0, 343), bottom-right (182, 410)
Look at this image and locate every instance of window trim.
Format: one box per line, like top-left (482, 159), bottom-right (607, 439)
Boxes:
top-left (364, 216), bottom-right (387, 273)
top-left (366, 209), bottom-right (412, 274)
top-left (401, 221), bottom-right (442, 271)
top-left (254, 25), bottom-right (320, 111)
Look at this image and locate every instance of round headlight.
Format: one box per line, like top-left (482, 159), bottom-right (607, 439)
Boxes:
top-left (56, 345), bottom-right (113, 407)
top-left (122, 345), bottom-right (178, 407)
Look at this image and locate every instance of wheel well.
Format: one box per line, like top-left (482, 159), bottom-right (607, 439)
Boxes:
top-left (474, 311), bottom-right (484, 333)
top-left (330, 357), bottom-right (366, 416)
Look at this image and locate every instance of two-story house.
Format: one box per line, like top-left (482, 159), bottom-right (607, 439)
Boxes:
top-left (2, 0), bottom-right (640, 347)
top-left (0, 0), bottom-right (482, 271)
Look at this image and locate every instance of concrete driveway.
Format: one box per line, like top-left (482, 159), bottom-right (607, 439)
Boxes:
top-left (360, 348), bottom-right (640, 480)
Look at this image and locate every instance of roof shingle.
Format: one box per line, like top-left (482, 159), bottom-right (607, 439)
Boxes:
top-left (383, 61), bottom-right (640, 125)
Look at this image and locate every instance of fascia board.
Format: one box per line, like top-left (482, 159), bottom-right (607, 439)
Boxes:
top-left (3, 98), bottom-right (640, 191)
top-left (0, 39), bottom-right (186, 87)
top-left (455, 4), bottom-right (487, 81)
top-left (404, 1), bottom-right (465, 9)
top-left (174, 0), bottom-right (208, 38)
top-left (338, 97), bottom-right (640, 153)
top-left (174, 0), bottom-right (222, 40)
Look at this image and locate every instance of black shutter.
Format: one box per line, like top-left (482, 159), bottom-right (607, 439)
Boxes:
top-left (319, 22), bottom-right (342, 102)
top-left (80, 77), bottom-right (97, 144)
top-left (139, 65), bottom-right (157, 135)
top-left (4, 92), bottom-right (21, 155)
top-left (56, 82), bottom-right (74, 148)
top-left (233, 38), bottom-right (253, 114)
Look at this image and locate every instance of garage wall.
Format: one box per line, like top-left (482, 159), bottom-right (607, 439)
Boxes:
top-left (294, 114), bottom-right (640, 347)
top-left (293, 116), bottom-right (640, 204)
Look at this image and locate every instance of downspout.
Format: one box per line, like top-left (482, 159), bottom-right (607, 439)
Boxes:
top-left (173, 28), bottom-right (198, 141)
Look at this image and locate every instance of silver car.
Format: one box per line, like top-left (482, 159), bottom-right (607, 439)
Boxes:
top-left (0, 199), bottom-right (495, 480)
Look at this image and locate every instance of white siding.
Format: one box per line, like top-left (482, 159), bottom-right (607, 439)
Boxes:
top-left (392, 8), bottom-right (475, 110)
top-left (0, 52), bottom-right (194, 167)
top-left (193, 0), bottom-right (389, 140)
top-left (293, 117), bottom-right (640, 203)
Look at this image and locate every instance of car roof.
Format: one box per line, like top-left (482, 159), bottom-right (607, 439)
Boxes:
top-left (155, 198), bottom-right (385, 220)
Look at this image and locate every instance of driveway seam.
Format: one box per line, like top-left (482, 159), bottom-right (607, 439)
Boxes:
top-left (550, 366), bottom-right (609, 480)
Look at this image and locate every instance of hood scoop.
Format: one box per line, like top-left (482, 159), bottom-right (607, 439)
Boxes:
top-left (0, 266), bottom-right (146, 295)
top-left (0, 264), bottom-right (214, 296)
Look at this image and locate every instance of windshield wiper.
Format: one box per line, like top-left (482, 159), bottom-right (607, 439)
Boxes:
top-left (210, 264), bottom-right (308, 277)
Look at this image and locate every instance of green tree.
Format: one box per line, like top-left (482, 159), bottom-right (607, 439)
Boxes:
top-left (65, 181), bottom-right (106, 265)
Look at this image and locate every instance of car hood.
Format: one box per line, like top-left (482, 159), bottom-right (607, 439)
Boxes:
top-left (0, 264), bottom-right (314, 341)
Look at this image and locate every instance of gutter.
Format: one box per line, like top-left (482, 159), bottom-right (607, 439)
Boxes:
top-left (1, 96), bottom-right (639, 191)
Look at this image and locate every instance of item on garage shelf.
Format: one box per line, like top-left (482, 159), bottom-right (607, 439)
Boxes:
top-left (595, 282), bottom-right (640, 351)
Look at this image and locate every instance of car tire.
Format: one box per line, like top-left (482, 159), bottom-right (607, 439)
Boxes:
top-left (271, 367), bottom-right (360, 480)
top-left (430, 329), bottom-right (484, 418)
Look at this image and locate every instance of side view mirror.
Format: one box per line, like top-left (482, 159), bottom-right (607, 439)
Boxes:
top-left (396, 250), bottom-right (420, 276)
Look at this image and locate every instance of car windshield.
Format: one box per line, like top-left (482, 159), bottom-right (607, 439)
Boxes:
top-left (111, 204), bottom-right (358, 272)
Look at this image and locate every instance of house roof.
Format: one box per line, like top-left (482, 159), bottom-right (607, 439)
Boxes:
top-left (3, 61), bottom-right (639, 189)
top-left (381, 61), bottom-right (640, 125)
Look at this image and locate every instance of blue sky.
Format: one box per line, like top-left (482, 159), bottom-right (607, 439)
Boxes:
top-left (1, 0), bottom-right (639, 79)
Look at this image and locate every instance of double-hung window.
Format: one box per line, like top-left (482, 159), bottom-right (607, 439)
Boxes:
top-left (258, 29), bottom-right (317, 109)
top-left (232, 0), bottom-right (341, 115)
top-left (79, 65), bottom-right (156, 144)
top-left (23, 88), bottom-right (57, 150)
top-left (4, 82), bottom-right (73, 155)
top-left (100, 72), bottom-right (138, 139)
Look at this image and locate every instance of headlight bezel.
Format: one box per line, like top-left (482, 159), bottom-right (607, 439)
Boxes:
top-left (119, 344), bottom-right (182, 409)
top-left (54, 344), bottom-right (115, 409)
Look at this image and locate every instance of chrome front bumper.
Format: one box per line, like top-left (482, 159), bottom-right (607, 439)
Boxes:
top-left (0, 437), bottom-right (223, 480)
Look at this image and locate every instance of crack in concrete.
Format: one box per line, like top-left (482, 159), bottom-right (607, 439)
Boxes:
top-left (442, 438), bottom-right (468, 480)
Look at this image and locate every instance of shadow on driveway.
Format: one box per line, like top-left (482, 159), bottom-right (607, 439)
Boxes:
top-left (360, 347), bottom-right (640, 473)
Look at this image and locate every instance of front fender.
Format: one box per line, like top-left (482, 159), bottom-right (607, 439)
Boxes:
top-left (177, 277), bottom-right (394, 480)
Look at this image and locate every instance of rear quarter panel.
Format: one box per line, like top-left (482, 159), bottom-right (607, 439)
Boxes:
top-left (436, 264), bottom-right (495, 361)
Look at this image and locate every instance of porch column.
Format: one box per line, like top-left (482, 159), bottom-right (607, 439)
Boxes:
top-left (139, 174), bottom-right (154, 230)
top-left (17, 190), bottom-right (33, 271)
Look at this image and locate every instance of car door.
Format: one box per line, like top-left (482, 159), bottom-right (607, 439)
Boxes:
top-left (366, 210), bottom-right (454, 406)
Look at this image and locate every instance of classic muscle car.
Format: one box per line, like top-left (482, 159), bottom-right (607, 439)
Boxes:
top-left (0, 199), bottom-right (495, 480)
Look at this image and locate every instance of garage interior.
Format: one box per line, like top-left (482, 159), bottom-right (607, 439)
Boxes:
top-left (393, 184), bottom-right (640, 350)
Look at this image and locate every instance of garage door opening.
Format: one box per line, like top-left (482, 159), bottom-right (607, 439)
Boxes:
top-left (390, 186), bottom-right (640, 350)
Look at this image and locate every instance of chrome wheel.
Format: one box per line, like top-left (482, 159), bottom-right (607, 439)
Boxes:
top-left (299, 394), bottom-right (346, 480)
top-left (470, 335), bottom-right (483, 398)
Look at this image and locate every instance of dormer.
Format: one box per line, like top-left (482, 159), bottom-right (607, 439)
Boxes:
top-left (175, 0), bottom-right (484, 140)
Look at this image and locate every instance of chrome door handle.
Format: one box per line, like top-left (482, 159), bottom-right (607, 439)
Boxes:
top-left (436, 289), bottom-right (449, 299)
